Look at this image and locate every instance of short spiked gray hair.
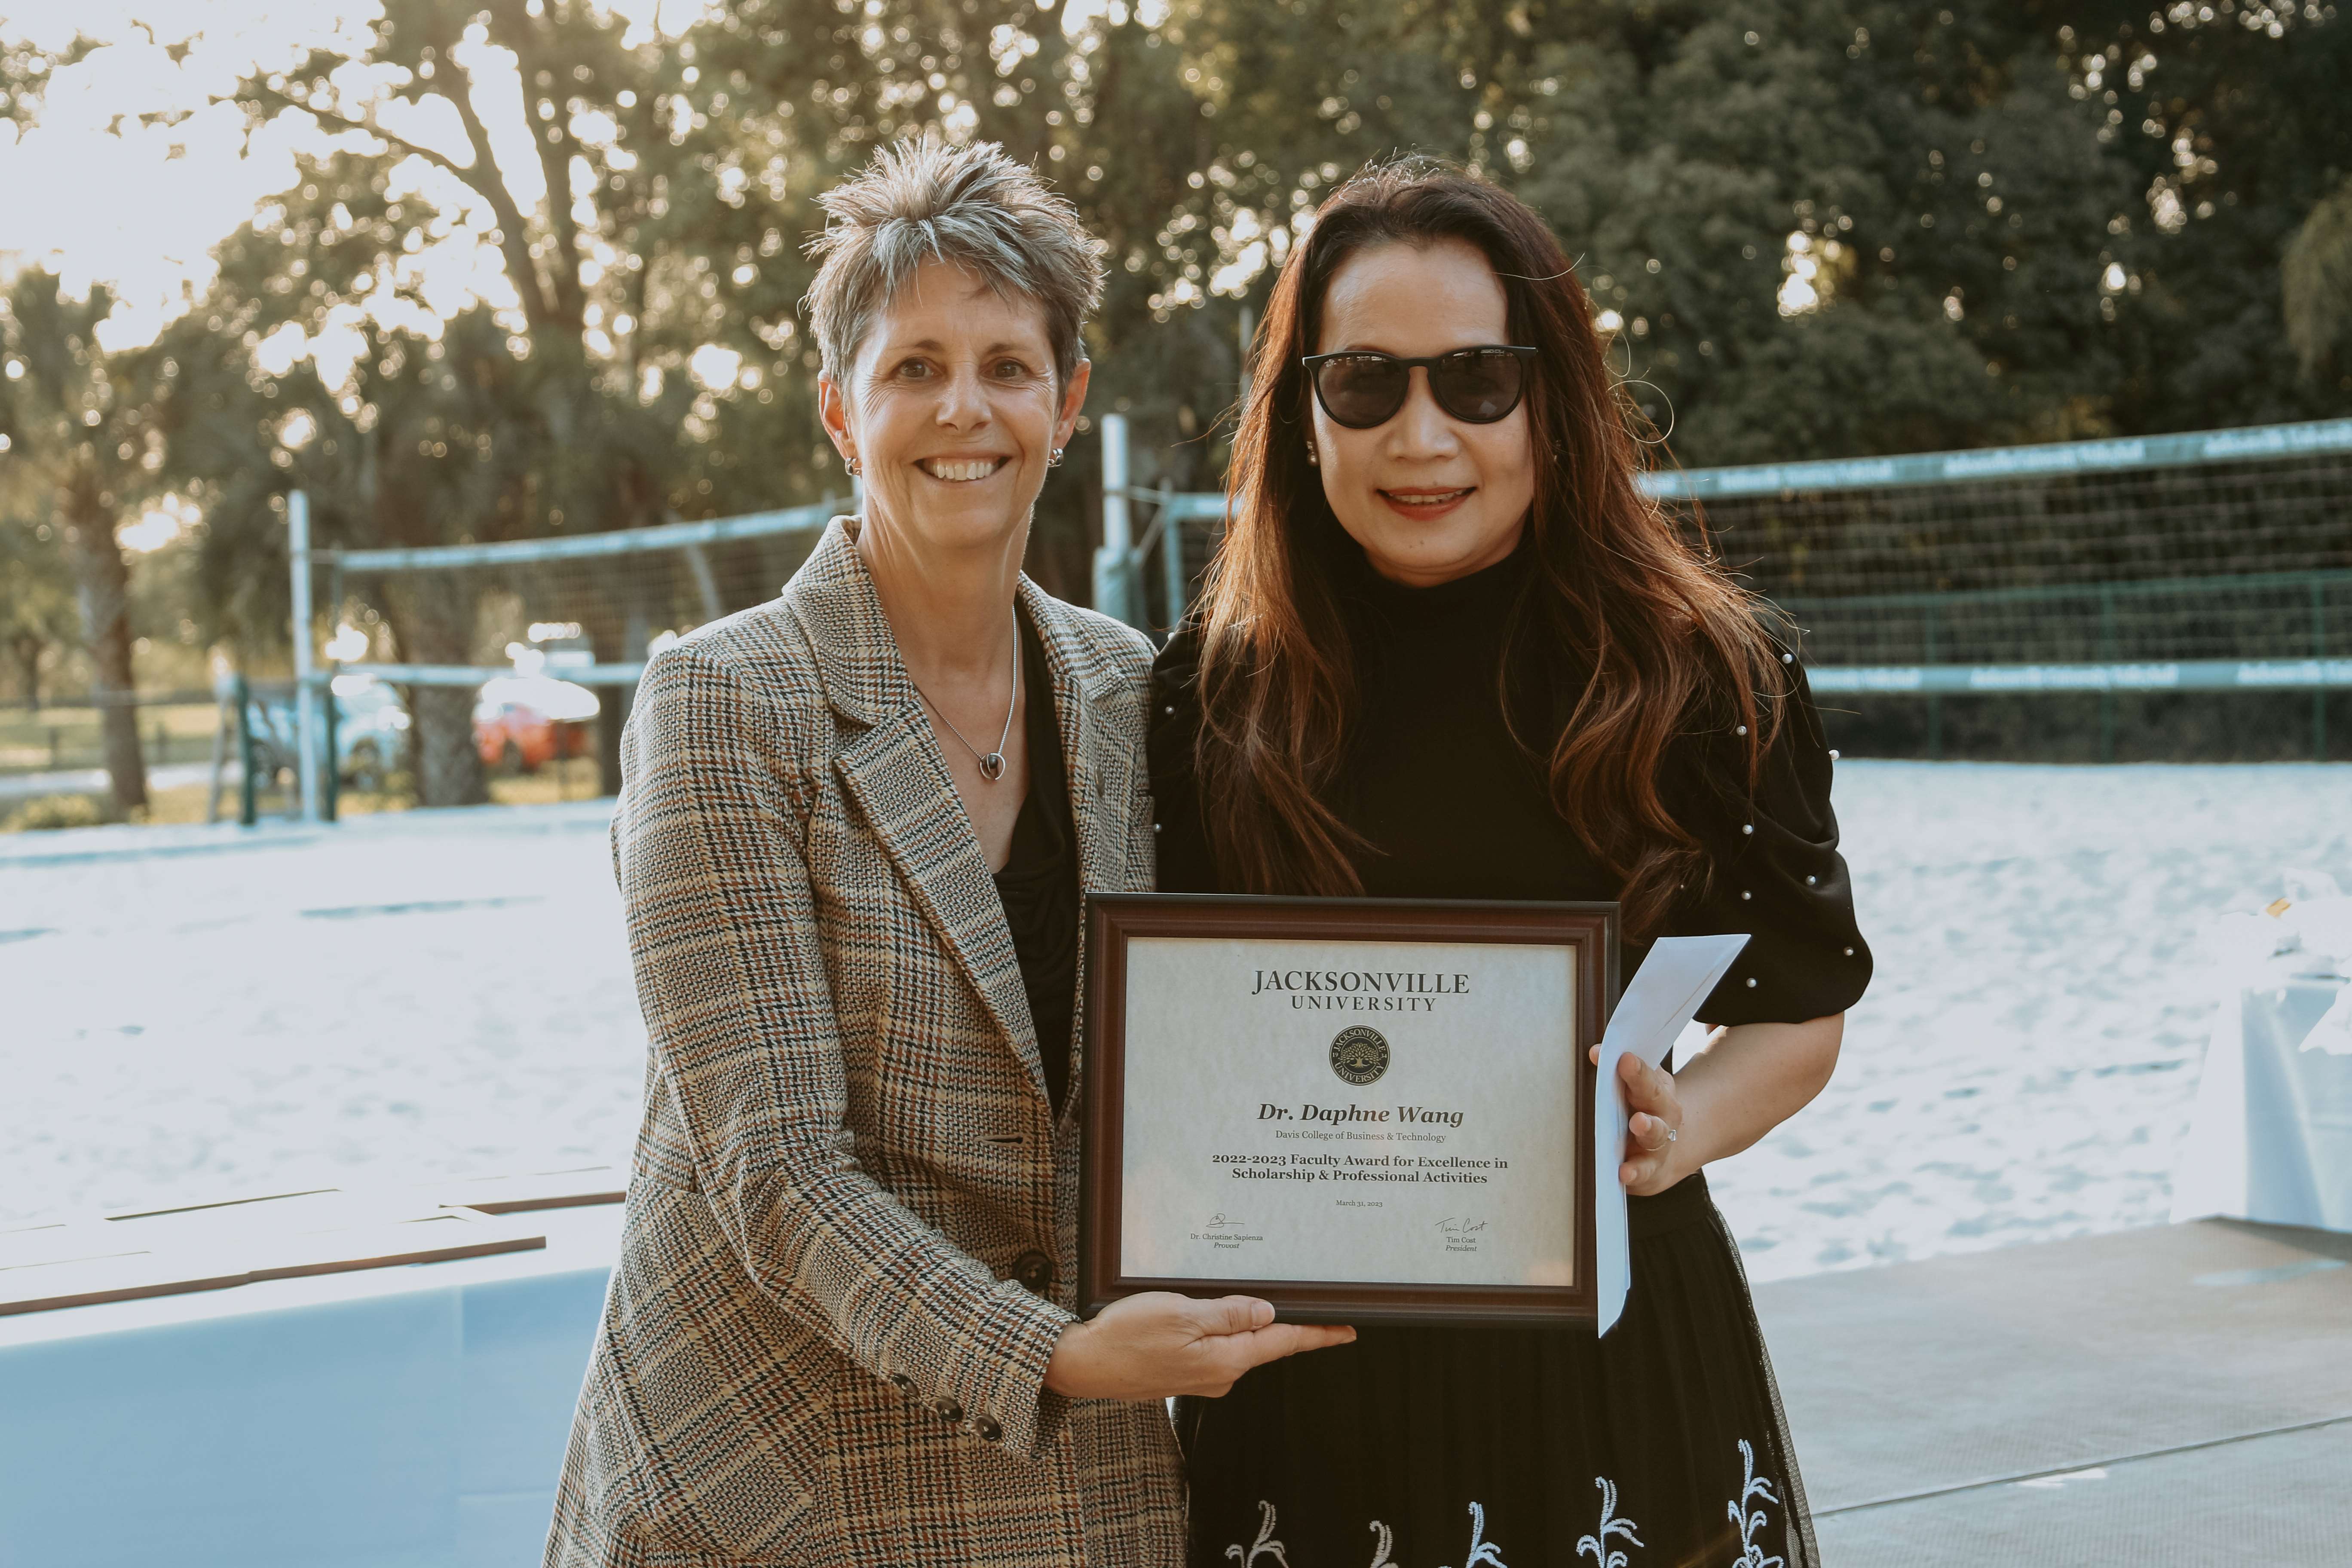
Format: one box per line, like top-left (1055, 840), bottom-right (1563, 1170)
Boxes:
top-left (804, 140), bottom-right (1106, 389)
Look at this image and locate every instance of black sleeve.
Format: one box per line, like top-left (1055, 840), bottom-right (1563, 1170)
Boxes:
top-left (1670, 654), bottom-right (1873, 1027)
top-left (1146, 626), bottom-right (1224, 894)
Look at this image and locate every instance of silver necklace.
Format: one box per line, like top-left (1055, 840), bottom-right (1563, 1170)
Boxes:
top-left (911, 610), bottom-right (1020, 782)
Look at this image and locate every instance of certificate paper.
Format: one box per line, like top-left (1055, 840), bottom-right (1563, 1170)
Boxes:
top-left (1592, 933), bottom-right (1750, 1336)
top-left (1118, 935), bottom-right (1580, 1289)
top-left (1080, 895), bottom-right (1610, 1326)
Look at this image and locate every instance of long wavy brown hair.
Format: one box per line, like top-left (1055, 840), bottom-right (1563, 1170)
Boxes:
top-left (1191, 156), bottom-right (1788, 937)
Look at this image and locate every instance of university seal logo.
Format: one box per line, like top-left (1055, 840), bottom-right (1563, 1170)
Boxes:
top-left (1329, 1026), bottom-right (1391, 1087)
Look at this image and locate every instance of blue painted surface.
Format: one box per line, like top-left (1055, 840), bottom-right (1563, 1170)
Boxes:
top-left (0, 1239), bottom-right (613, 1568)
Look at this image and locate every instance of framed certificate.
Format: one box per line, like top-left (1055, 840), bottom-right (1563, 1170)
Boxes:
top-left (1078, 894), bottom-right (1615, 1327)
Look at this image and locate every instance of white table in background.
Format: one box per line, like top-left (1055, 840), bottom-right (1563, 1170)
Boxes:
top-left (2173, 955), bottom-right (2352, 1231)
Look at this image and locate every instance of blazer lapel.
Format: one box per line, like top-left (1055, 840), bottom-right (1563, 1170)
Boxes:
top-left (1022, 585), bottom-right (1136, 1129)
top-left (787, 522), bottom-right (1047, 1102)
top-left (833, 714), bottom-right (1046, 1098)
top-left (1021, 581), bottom-right (1131, 901)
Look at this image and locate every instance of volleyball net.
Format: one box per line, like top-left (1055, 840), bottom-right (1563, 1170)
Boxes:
top-left (1658, 422), bottom-right (2352, 691)
top-left (289, 416), bottom-right (2352, 812)
top-left (1655, 421), bottom-right (2352, 761)
top-left (317, 498), bottom-right (844, 695)
top-left (1109, 415), bottom-right (2352, 760)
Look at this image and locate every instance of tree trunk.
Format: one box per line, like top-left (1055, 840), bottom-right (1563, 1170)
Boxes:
top-left (9, 634), bottom-right (42, 711)
top-left (62, 490), bottom-right (146, 814)
top-left (586, 558), bottom-right (650, 799)
top-left (395, 573), bottom-right (488, 809)
top-left (410, 685), bottom-right (489, 808)
top-left (593, 676), bottom-right (627, 798)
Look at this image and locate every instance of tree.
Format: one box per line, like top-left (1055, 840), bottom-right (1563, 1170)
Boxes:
top-left (2056, 0), bottom-right (2352, 426)
top-left (220, 0), bottom-right (703, 793)
top-left (149, 155), bottom-right (572, 807)
top-left (12, 0), bottom-right (2346, 752)
top-left (0, 271), bottom-right (162, 813)
top-left (1050, 1), bottom-right (2143, 466)
top-left (2285, 177), bottom-right (2352, 384)
top-left (0, 505), bottom-right (79, 710)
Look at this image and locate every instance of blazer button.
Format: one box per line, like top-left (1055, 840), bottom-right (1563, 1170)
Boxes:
top-left (973, 1415), bottom-right (1004, 1442)
top-left (1013, 1250), bottom-right (1055, 1294)
top-left (888, 1373), bottom-right (915, 1393)
top-left (931, 1397), bottom-right (964, 1422)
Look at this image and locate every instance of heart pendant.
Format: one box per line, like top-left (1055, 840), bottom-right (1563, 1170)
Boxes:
top-left (978, 752), bottom-right (1006, 781)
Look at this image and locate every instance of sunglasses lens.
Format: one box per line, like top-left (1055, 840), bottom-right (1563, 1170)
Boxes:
top-left (1432, 349), bottom-right (1527, 423)
top-left (1314, 355), bottom-right (1409, 428)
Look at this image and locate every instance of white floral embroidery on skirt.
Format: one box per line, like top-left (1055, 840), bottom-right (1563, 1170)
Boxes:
top-left (1221, 1440), bottom-right (1782, 1568)
top-left (1576, 1476), bottom-right (1640, 1568)
top-left (1727, 1438), bottom-right (1784, 1568)
top-left (1225, 1501), bottom-right (1291, 1567)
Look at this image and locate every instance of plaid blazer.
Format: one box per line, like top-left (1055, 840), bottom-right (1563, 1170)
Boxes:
top-left (546, 521), bottom-right (1182, 1568)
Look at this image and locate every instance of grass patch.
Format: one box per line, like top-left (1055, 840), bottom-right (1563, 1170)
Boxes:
top-left (0, 702), bottom-right (224, 775)
top-left (487, 756), bottom-right (604, 807)
top-left (4, 755), bottom-right (604, 832)
top-left (2, 794), bottom-right (111, 831)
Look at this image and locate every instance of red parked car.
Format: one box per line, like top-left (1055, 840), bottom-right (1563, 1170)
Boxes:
top-left (473, 676), bottom-right (597, 774)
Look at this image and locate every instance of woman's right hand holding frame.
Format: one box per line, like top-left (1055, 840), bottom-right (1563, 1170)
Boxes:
top-left (1044, 1293), bottom-right (1356, 1400)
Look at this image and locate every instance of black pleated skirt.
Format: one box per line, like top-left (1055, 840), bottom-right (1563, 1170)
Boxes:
top-left (1177, 1172), bottom-right (1816, 1568)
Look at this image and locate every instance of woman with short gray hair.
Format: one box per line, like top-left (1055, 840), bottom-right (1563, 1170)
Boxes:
top-left (545, 139), bottom-right (1348, 1568)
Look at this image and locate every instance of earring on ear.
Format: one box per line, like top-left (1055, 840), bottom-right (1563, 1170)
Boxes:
top-left (845, 454), bottom-right (862, 477)
top-left (1048, 447), bottom-right (1066, 467)
top-left (1305, 443), bottom-right (1319, 466)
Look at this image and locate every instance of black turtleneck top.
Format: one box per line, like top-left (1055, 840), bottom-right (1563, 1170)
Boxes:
top-left (994, 608), bottom-right (1078, 1112)
top-left (1148, 544), bottom-right (1871, 1027)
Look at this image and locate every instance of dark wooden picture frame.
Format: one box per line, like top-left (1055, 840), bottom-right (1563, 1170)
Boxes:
top-left (1079, 893), bottom-right (1616, 1327)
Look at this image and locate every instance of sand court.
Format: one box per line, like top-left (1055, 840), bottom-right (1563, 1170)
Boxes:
top-left (5, 762), bottom-right (2350, 1274)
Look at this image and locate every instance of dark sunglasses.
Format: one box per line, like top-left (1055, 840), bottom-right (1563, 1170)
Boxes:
top-left (1301, 345), bottom-right (1538, 429)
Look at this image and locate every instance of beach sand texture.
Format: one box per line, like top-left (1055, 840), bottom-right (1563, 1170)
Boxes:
top-left (4, 762), bottom-right (2348, 1282)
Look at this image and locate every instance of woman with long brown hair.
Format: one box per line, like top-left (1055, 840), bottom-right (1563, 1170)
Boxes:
top-left (1150, 156), bottom-right (1871, 1565)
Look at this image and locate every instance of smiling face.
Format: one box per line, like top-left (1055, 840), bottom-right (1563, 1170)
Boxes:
top-left (1309, 239), bottom-right (1536, 587)
top-left (820, 258), bottom-right (1088, 561)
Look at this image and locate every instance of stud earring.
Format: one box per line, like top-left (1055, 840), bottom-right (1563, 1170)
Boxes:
top-left (844, 454), bottom-right (862, 477)
top-left (1305, 443), bottom-right (1319, 466)
top-left (1048, 447), bottom-right (1065, 468)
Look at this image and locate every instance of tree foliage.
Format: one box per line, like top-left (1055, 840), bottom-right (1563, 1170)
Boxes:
top-left (0, 270), bottom-right (177, 807)
top-left (2285, 177), bottom-right (2352, 381)
top-left (0, 0), bottom-right (2343, 798)
top-left (0, 501), bottom-right (77, 710)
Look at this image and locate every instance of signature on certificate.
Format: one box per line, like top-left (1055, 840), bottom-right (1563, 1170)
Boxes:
top-left (1434, 1216), bottom-right (1489, 1234)
top-left (1204, 1213), bottom-right (1245, 1230)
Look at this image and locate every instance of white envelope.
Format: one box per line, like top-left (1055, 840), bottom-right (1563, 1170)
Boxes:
top-left (1594, 933), bottom-right (1750, 1335)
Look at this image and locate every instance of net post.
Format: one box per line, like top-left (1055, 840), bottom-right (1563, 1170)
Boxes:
top-left (324, 556), bottom-right (343, 821)
top-left (1093, 413), bottom-right (1134, 627)
top-left (1159, 480), bottom-right (1184, 634)
top-left (205, 673), bottom-right (232, 825)
top-left (2097, 583), bottom-right (2117, 763)
top-left (287, 491), bottom-right (324, 823)
top-left (1924, 601), bottom-right (1943, 761)
top-left (321, 681), bottom-right (339, 822)
top-left (2313, 577), bottom-right (2328, 762)
top-left (235, 674), bottom-right (258, 828)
